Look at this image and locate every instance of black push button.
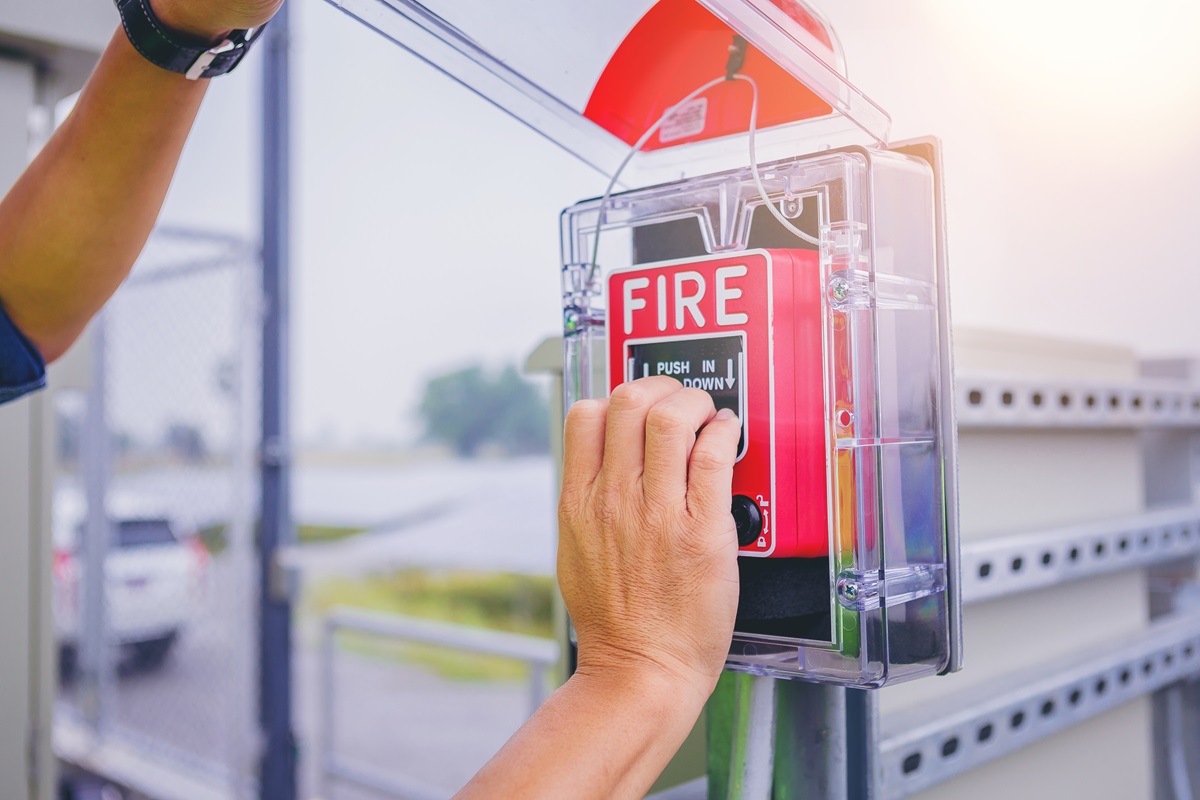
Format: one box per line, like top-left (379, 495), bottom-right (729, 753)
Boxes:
top-left (731, 495), bottom-right (763, 547)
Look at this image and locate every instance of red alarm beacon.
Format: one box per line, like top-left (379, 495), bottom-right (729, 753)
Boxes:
top-left (607, 249), bottom-right (829, 558)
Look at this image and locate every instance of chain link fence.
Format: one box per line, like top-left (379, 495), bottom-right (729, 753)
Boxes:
top-left (53, 227), bottom-right (261, 799)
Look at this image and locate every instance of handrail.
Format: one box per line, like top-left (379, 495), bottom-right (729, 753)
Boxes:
top-left (318, 606), bottom-right (560, 799)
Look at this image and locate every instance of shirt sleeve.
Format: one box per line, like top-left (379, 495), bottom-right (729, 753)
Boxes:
top-left (0, 303), bottom-right (47, 405)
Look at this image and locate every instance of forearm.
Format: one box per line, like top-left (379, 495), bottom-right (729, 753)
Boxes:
top-left (0, 29), bottom-right (208, 362)
top-left (456, 668), bottom-right (708, 800)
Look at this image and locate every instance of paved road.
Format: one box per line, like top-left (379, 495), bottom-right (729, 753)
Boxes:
top-left (284, 458), bottom-right (557, 578)
top-left (294, 629), bottom-right (533, 799)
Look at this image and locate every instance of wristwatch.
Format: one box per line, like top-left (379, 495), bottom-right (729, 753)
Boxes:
top-left (114, 0), bottom-right (267, 80)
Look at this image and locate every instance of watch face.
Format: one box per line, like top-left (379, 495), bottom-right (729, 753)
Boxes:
top-left (626, 334), bottom-right (746, 458)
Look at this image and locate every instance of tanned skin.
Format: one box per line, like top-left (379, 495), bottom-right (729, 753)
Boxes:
top-left (0, 0), bottom-right (281, 362)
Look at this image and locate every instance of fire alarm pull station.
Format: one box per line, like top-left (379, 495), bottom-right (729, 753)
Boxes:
top-left (608, 249), bottom-right (827, 559)
top-left (327, 0), bottom-right (961, 687)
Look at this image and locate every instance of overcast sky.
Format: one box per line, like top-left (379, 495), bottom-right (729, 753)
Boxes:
top-left (150, 0), bottom-right (1200, 447)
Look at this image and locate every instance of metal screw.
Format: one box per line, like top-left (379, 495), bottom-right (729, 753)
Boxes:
top-left (781, 194), bottom-right (804, 219)
top-left (563, 307), bottom-right (582, 333)
top-left (838, 579), bottom-right (859, 601)
top-left (829, 276), bottom-right (851, 303)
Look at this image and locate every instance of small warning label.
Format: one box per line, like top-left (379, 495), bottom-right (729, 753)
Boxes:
top-left (658, 97), bottom-right (708, 144)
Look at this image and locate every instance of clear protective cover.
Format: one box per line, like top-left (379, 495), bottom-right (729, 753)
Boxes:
top-left (562, 147), bottom-right (955, 686)
top-left (325, 0), bottom-right (960, 686)
top-left (326, 0), bottom-right (891, 186)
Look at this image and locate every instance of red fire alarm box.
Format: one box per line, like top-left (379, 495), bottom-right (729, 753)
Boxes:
top-left (607, 249), bottom-right (828, 558)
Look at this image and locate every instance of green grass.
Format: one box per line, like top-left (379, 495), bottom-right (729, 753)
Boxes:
top-left (297, 523), bottom-right (368, 544)
top-left (196, 523), bottom-right (229, 555)
top-left (305, 569), bottom-right (557, 682)
top-left (195, 522), bottom-right (368, 555)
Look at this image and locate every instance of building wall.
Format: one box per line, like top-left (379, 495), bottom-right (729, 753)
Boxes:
top-left (881, 330), bottom-right (1155, 800)
top-left (0, 5), bottom-right (109, 796)
top-left (0, 54), bottom-right (46, 800)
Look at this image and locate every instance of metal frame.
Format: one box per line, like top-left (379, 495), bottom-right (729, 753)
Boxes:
top-left (889, 137), bottom-right (962, 678)
top-left (318, 607), bottom-right (559, 800)
top-left (868, 375), bottom-right (1200, 798)
top-left (878, 610), bottom-right (1200, 799)
top-left (956, 374), bottom-right (1200, 428)
top-left (259, 7), bottom-right (295, 799)
top-left (961, 505), bottom-right (1200, 604)
top-left (54, 225), bottom-right (262, 798)
top-left (54, 715), bottom-right (233, 800)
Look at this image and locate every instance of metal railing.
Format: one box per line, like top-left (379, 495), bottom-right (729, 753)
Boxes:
top-left (318, 606), bottom-right (560, 800)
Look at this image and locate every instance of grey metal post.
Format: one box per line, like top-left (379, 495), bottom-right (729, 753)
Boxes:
top-left (772, 682), bottom-right (849, 800)
top-left (231, 247), bottom-right (265, 800)
top-left (727, 675), bottom-right (777, 800)
top-left (259, 5), bottom-right (296, 798)
top-left (79, 312), bottom-right (112, 732)
top-left (317, 619), bottom-right (336, 800)
top-left (845, 687), bottom-right (879, 800)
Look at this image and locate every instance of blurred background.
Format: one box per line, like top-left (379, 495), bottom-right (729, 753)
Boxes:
top-left (1, 0), bottom-right (1199, 799)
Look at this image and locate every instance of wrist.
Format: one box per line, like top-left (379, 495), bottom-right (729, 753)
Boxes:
top-left (148, 0), bottom-right (233, 43)
top-left (575, 635), bottom-right (724, 704)
top-left (570, 657), bottom-right (714, 723)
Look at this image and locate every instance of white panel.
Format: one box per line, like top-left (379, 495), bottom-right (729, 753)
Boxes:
top-left (909, 701), bottom-right (1154, 800)
top-left (882, 330), bottom-right (1154, 798)
top-left (954, 328), bottom-right (1139, 383)
top-left (956, 431), bottom-right (1143, 537)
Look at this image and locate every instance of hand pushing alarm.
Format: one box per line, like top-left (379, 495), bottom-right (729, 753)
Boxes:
top-left (607, 249), bottom-right (830, 558)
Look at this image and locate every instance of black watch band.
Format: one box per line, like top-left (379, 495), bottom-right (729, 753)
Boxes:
top-left (115, 0), bottom-right (267, 80)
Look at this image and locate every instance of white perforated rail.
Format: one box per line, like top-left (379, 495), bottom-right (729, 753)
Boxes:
top-left (956, 374), bottom-right (1200, 428)
top-left (879, 611), bottom-right (1200, 799)
top-left (961, 506), bottom-right (1200, 604)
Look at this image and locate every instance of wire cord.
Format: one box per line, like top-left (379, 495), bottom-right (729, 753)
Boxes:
top-left (588, 71), bottom-right (819, 278)
top-left (733, 73), bottom-right (820, 247)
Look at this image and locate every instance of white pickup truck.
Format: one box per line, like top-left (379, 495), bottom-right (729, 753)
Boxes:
top-left (53, 489), bottom-right (207, 677)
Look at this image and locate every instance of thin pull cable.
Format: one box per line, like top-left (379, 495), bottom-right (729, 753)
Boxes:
top-left (586, 72), bottom-right (820, 283)
top-left (733, 73), bottom-right (820, 247)
top-left (588, 75), bottom-right (727, 281)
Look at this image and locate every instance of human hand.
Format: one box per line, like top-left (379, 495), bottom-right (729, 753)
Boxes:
top-left (557, 377), bottom-right (742, 705)
top-left (151, 0), bottom-right (284, 42)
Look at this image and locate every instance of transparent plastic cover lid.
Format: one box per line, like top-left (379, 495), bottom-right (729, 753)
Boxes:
top-left (328, 0), bottom-right (893, 186)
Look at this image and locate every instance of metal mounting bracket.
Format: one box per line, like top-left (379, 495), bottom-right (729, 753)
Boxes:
top-left (879, 610), bottom-right (1200, 799)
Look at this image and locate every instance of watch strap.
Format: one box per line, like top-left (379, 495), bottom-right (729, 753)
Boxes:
top-left (115, 0), bottom-right (266, 80)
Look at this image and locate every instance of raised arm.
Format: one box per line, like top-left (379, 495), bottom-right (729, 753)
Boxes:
top-left (456, 377), bottom-right (742, 800)
top-left (0, 0), bottom-right (281, 363)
